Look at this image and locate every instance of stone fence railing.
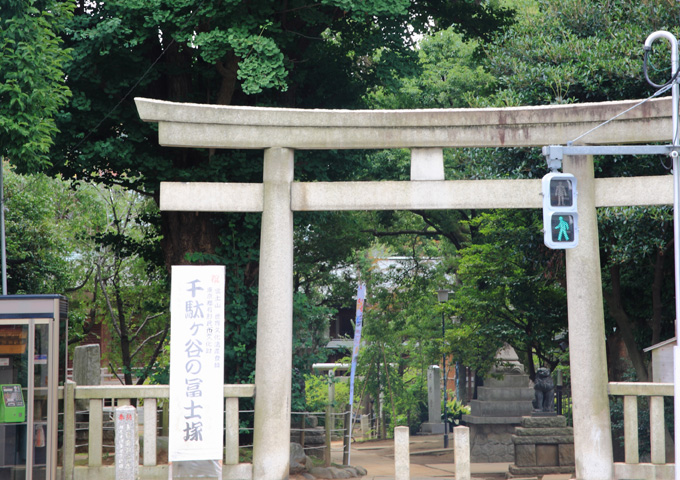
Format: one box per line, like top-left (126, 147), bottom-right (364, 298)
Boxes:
top-left (608, 382), bottom-right (674, 480)
top-left (59, 380), bottom-right (255, 480)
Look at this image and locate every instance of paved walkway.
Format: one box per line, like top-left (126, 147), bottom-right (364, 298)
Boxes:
top-left (329, 435), bottom-right (572, 480)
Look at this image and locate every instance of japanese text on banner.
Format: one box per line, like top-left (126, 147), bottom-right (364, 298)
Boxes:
top-left (168, 265), bottom-right (225, 462)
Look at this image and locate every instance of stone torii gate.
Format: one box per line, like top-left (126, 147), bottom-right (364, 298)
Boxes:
top-left (135, 96), bottom-right (675, 480)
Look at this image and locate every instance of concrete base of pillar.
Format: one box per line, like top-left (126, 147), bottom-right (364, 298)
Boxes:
top-left (420, 422), bottom-right (445, 434)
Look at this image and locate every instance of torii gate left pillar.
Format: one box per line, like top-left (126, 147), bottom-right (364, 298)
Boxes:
top-left (135, 96), bottom-right (674, 480)
top-left (252, 148), bottom-right (295, 478)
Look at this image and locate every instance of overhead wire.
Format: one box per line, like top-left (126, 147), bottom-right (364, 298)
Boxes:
top-left (568, 83), bottom-right (673, 146)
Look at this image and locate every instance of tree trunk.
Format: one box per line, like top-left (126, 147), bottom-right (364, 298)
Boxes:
top-left (603, 264), bottom-right (649, 382)
top-left (216, 53), bottom-right (240, 106)
top-left (650, 247), bottom-right (668, 346)
top-left (160, 210), bottom-right (221, 270)
top-left (526, 345), bottom-right (536, 382)
top-left (114, 280), bottom-right (134, 385)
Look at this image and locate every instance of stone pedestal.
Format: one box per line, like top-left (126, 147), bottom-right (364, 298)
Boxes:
top-left (462, 373), bottom-right (533, 462)
top-left (508, 416), bottom-right (575, 479)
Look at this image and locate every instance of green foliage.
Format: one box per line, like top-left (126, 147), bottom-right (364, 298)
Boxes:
top-left (478, 0), bottom-right (680, 107)
top-left (441, 0), bottom-right (680, 382)
top-left (292, 292), bottom-right (335, 411)
top-left (73, 185), bottom-right (169, 385)
top-left (451, 209), bottom-right (567, 377)
top-left (305, 373), bottom-right (349, 412)
top-left (2, 165), bottom-right (80, 293)
top-left (599, 206), bottom-right (673, 265)
top-left (0, 0), bottom-right (72, 171)
top-left (444, 395), bottom-right (470, 426)
top-left (343, 243), bottom-right (456, 433)
top-left (193, 25), bottom-right (288, 95)
top-left (47, 0), bottom-right (513, 395)
top-left (366, 27), bottom-right (496, 109)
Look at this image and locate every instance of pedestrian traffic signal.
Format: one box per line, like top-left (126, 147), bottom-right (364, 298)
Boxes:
top-left (542, 172), bottom-right (578, 249)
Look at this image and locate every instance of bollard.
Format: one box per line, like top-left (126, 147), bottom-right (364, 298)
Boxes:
top-left (454, 426), bottom-right (470, 480)
top-left (394, 426), bottom-right (410, 480)
top-left (115, 405), bottom-right (139, 480)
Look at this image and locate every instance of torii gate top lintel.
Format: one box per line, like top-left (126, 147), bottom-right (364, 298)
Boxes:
top-left (134, 96), bottom-right (672, 150)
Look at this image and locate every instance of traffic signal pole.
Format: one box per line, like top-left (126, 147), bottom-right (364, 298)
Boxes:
top-left (542, 30), bottom-right (680, 480)
top-left (648, 31), bottom-right (680, 480)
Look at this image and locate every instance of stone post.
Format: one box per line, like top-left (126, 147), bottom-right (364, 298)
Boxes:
top-left (394, 426), bottom-right (410, 480)
top-left (454, 426), bottom-right (470, 480)
top-left (564, 154), bottom-right (613, 480)
top-left (252, 148), bottom-right (295, 480)
top-left (62, 380), bottom-right (76, 480)
top-left (224, 397), bottom-right (239, 465)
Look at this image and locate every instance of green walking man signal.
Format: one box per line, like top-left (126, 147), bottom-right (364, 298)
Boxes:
top-left (542, 172), bottom-right (578, 249)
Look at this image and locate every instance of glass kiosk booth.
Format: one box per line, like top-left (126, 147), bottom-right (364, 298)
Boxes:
top-left (0, 295), bottom-right (68, 480)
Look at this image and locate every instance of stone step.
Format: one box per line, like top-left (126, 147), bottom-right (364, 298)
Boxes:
top-left (509, 465), bottom-right (576, 476)
top-left (483, 374), bottom-right (531, 388)
top-left (520, 416), bottom-right (567, 428)
top-left (477, 386), bottom-right (534, 402)
top-left (514, 426), bottom-right (574, 437)
top-left (512, 435), bottom-right (574, 445)
top-left (470, 400), bottom-right (533, 417)
top-left (462, 414), bottom-right (524, 425)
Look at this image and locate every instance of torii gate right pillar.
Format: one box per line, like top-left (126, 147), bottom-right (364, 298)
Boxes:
top-left (565, 154), bottom-right (614, 480)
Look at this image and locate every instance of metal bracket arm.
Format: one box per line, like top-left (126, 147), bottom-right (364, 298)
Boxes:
top-left (542, 144), bottom-right (680, 171)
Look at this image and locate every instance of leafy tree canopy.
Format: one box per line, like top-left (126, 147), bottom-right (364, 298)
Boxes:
top-left (0, 0), bottom-right (72, 171)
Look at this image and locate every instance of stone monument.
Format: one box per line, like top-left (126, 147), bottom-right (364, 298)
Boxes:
top-left (461, 345), bottom-right (533, 462)
top-left (73, 344), bottom-right (102, 451)
top-left (73, 344), bottom-right (101, 410)
top-left (420, 365), bottom-right (444, 434)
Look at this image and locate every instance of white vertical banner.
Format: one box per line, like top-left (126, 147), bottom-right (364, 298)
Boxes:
top-left (169, 265), bottom-right (225, 462)
top-left (347, 283), bottom-right (366, 464)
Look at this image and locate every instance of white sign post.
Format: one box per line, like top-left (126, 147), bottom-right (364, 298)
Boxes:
top-left (168, 265), bottom-right (226, 477)
top-left (115, 405), bottom-right (139, 480)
